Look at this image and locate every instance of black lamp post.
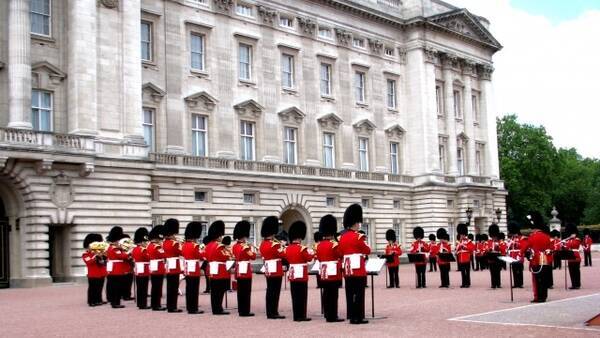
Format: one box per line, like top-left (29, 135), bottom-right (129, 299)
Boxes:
top-left (465, 207), bottom-right (473, 225)
top-left (495, 208), bottom-right (502, 225)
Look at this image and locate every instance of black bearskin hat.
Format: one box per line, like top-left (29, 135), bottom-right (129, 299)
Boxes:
top-left (386, 229), bottom-right (397, 242)
top-left (314, 231), bottom-right (322, 243)
top-left (499, 232), bottom-right (506, 241)
top-left (202, 235), bottom-right (210, 245)
top-left (222, 236), bottom-right (232, 246)
top-left (319, 214), bottom-right (337, 236)
top-left (107, 226), bottom-right (124, 242)
top-left (184, 221), bottom-right (203, 240)
top-left (83, 233), bottom-right (103, 249)
top-left (261, 216), bottom-right (280, 238)
top-left (343, 203), bottom-right (363, 229)
top-left (163, 218), bottom-right (180, 236)
top-left (528, 211), bottom-right (545, 230)
top-left (289, 221), bottom-right (307, 241)
top-left (233, 220), bottom-right (251, 240)
top-left (148, 225), bottom-right (164, 241)
top-left (481, 234), bottom-right (489, 241)
top-left (583, 228), bottom-right (590, 236)
top-left (134, 227), bottom-right (149, 244)
top-left (475, 234), bottom-right (481, 241)
top-left (488, 224), bottom-right (500, 239)
top-left (413, 226), bottom-right (424, 240)
top-left (429, 234), bottom-right (436, 241)
top-left (275, 230), bottom-right (289, 243)
top-left (457, 223), bottom-right (468, 236)
top-left (208, 220), bottom-right (225, 241)
top-left (436, 228), bottom-right (447, 240)
top-left (550, 229), bottom-right (561, 238)
top-left (507, 221), bottom-right (521, 235)
top-left (468, 233), bottom-right (474, 241)
top-left (565, 223), bottom-right (578, 237)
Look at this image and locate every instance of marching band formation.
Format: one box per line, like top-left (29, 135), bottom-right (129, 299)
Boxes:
top-left (82, 205), bottom-right (593, 323)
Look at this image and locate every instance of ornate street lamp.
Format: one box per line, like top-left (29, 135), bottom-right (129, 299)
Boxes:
top-left (495, 208), bottom-right (502, 225)
top-left (465, 207), bottom-right (473, 225)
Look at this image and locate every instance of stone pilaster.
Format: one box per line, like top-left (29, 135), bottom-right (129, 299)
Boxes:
top-left (122, 0), bottom-right (144, 144)
top-left (67, 0), bottom-right (98, 135)
top-left (463, 61), bottom-right (477, 175)
top-left (164, 4), bottom-right (185, 154)
top-left (7, 0), bottom-right (32, 129)
top-left (480, 64), bottom-right (499, 178)
top-left (442, 54), bottom-right (458, 175)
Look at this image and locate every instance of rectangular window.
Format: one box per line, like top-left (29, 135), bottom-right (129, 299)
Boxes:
top-left (384, 47), bottom-right (394, 57)
top-left (240, 121), bottom-right (255, 161)
top-left (281, 54), bottom-right (294, 88)
top-left (318, 27), bottom-right (333, 39)
top-left (142, 108), bottom-right (155, 151)
top-left (326, 197), bottom-right (336, 207)
top-left (457, 147), bottom-right (465, 176)
top-left (453, 90), bottom-right (462, 119)
top-left (243, 193), bottom-right (256, 204)
top-left (352, 38), bottom-right (365, 49)
top-left (447, 200), bottom-right (454, 208)
top-left (436, 85), bottom-right (443, 116)
top-left (473, 200), bottom-right (481, 208)
top-left (472, 94), bottom-right (479, 123)
top-left (239, 43), bottom-right (252, 81)
top-left (358, 137), bottom-right (369, 171)
top-left (323, 133), bottom-right (335, 168)
top-left (393, 199), bottom-right (401, 209)
top-left (390, 142), bottom-right (400, 174)
top-left (439, 144), bottom-right (446, 173)
top-left (476, 149), bottom-right (482, 176)
top-left (194, 191), bottom-right (207, 202)
top-left (283, 127), bottom-right (297, 164)
top-left (151, 185), bottom-right (159, 201)
top-left (190, 33), bottom-right (205, 71)
top-left (355, 72), bottom-right (366, 103)
top-left (248, 221), bottom-right (256, 245)
top-left (30, 0), bottom-right (51, 36)
top-left (279, 16), bottom-right (293, 28)
top-left (387, 79), bottom-right (397, 109)
top-left (361, 222), bottom-right (370, 245)
top-left (393, 223), bottom-right (401, 242)
top-left (236, 3), bottom-right (253, 17)
top-left (361, 198), bottom-right (370, 209)
top-left (141, 21), bottom-right (153, 62)
top-left (191, 114), bottom-right (208, 157)
top-left (320, 63), bottom-right (332, 96)
top-left (31, 89), bottom-right (52, 131)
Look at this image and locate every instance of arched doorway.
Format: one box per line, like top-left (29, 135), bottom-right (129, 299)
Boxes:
top-left (0, 197), bottom-right (9, 288)
top-left (279, 204), bottom-right (313, 244)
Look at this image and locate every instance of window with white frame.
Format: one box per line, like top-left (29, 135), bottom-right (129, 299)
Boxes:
top-left (358, 137), bottom-right (369, 171)
top-left (361, 198), bottom-right (370, 209)
top-left (31, 89), bottom-right (52, 131)
top-left (472, 94), bottom-right (480, 123)
top-left (360, 222), bottom-right (371, 245)
top-left (393, 222), bottom-right (402, 244)
top-left (30, 0), bottom-right (51, 36)
top-left (453, 90), bottom-right (462, 119)
top-left (323, 132), bottom-right (335, 168)
top-left (355, 71), bottom-right (366, 103)
top-left (439, 144), bottom-right (446, 173)
top-left (387, 79), bottom-right (397, 109)
top-left (239, 43), bottom-right (252, 81)
top-left (279, 16), bottom-right (293, 28)
top-left (326, 196), bottom-right (336, 207)
top-left (191, 114), bottom-right (208, 156)
top-left (236, 3), bottom-right (253, 17)
top-left (320, 63), bottom-right (332, 96)
top-left (243, 192), bottom-right (257, 204)
top-left (247, 221), bottom-right (256, 245)
top-left (393, 199), bottom-right (401, 209)
top-left (318, 26), bottom-right (333, 39)
top-left (390, 142), bottom-right (400, 174)
top-left (281, 54), bottom-right (294, 88)
top-left (476, 144), bottom-right (485, 176)
top-left (457, 147), bottom-right (465, 176)
top-left (141, 21), bottom-right (153, 62)
top-left (190, 33), bottom-right (205, 71)
top-left (194, 190), bottom-right (208, 202)
top-left (142, 108), bottom-right (155, 151)
top-left (352, 37), bottom-right (365, 49)
top-left (240, 121), bottom-right (255, 161)
top-left (283, 127), bottom-right (297, 164)
top-left (384, 47), bottom-right (394, 57)
top-left (436, 85), bottom-right (444, 116)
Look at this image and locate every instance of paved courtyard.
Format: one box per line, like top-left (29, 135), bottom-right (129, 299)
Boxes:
top-left (1, 256), bottom-right (599, 337)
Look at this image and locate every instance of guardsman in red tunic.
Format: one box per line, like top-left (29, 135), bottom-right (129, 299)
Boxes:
top-left (384, 229), bottom-right (402, 288)
top-left (82, 233), bottom-right (107, 306)
top-left (486, 224), bottom-right (506, 289)
top-left (131, 227), bottom-right (150, 309)
top-left (232, 220), bottom-right (257, 317)
top-left (583, 228), bottom-right (593, 267)
top-left (205, 220), bottom-right (232, 315)
top-left (284, 221), bottom-right (315, 322)
top-left (316, 215), bottom-right (344, 323)
top-left (259, 216), bottom-right (286, 319)
top-left (524, 212), bottom-right (553, 302)
top-left (435, 228), bottom-right (452, 288)
top-left (410, 226), bottom-right (430, 288)
top-left (119, 233), bottom-right (135, 302)
top-left (550, 230), bottom-right (562, 270)
top-left (147, 225), bottom-right (166, 311)
top-left (476, 234), bottom-right (489, 270)
top-left (428, 234), bottom-right (438, 272)
top-left (339, 204), bottom-right (371, 325)
top-left (455, 223), bottom-right (475, 288)
top-left (507, 222), bottom-right (527, 288)
top-left (162, 218), bottom-right (183, 313)
top-left (564, 223), bottom-right (582, 289)
top-left (105, 226), bottom-right (129, 308)
top-left (181, 221), bottom-right (205, 314)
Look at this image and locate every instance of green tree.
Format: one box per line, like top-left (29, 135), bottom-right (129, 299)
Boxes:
top-left (552, 149), bottom-right (594, 224)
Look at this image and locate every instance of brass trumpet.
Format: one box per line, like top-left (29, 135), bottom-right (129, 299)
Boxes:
top-left (90, 241), bottom-right (109, 255)
top-left (118, 238), bottom-right (136, 253)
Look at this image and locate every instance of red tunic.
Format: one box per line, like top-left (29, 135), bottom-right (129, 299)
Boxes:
top-left (284, 242), bottom-right (314, 282)
top-left (338, 230), bottom-right (371, 277)
top-left (436, 242), bottom-right (452, 265)
top-left (105, 245), bottom-right (129, 275)
top-left (232, 241), bottom-right (256, 279)
top-left (259, 239), bottom-right (286, 278)
top-left (385, 243), bottom-right (402, 267)
top-left (316, 239), bottom-right (342, 281)
top-left (131, 245), bottom-right (150, 277)
top-left (524, 229), bottom-right (553, 266)
top-left (409, 239), bottom-right (430, 266)
top-left (428, 241), bottom-right (438, 258)
top-left (181, 241), bottom-right (204, 277)
top-left (565, 237), bottom-right (582, 262)
top-left (476, 241), bottom-right (487, 257)
top-left (162, 238), bottom-right (182, 274)
top-left (583, 235), bottom-right (592, 253)
top-left (507, 235), bottom-right (528, 263)
top-left (455, 239), bottom-right (475, 264)
top-left (82, 251), bottom-right (107, 278)
top-left (205, 240), bottom-right (231, 280)
top-left (146, 242), bottom-right (166, 275)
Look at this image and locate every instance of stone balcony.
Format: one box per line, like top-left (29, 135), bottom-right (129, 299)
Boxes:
top-left (0, 128), bottom-right (95, 154)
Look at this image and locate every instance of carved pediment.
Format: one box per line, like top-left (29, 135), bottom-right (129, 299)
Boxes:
top-left (257, 5), bottom-right (277, 25)
top-left (367, 38), bottom-right (384, 54)
top-left (428, 9), bottom-right (502, 50)
top-left (334, 28), bottom-right (352, 46)
top-left (278, 107), bottom-right (305, 124)
top-left (297, 16), bottom-right (316, 36)
top-left (457, 132), bottom-right (469, 144)
top-left (385, 124), bottom-right (406, 138)
top-left (353, 119), bottom-right (376, 133)
top-left (317, 113), bottom-right (343, 129)
top-left (142, 82), bottom-right (166, 103)
top-left (234, 99), bottom-right (264, 118)
top-left (185, 91), bottom-right (218, 111)
top-left (31, 61), bottom-right (66, 84)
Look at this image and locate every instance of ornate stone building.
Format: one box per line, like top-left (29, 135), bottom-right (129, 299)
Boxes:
top-left (0, 0), bottom-right (505, 287)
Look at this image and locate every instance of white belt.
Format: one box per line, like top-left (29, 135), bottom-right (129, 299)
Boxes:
top-left (108, 260), bottom-right (124, 263)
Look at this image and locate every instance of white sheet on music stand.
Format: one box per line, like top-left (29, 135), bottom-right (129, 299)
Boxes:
top-left (149, 260), bottom-right (158, 272)
top-left (238, 261), bottom-right (249, 274)
top-left (310, 261), bottom-right (321, 272)
top-left (325, 262), bottom-right (337, 275)
top-left (209, 262), bottom-right (220, 275)
top-left (260, 265), bottom-right (266, 273)
top-left (106, 261), bottom-right (114, 272)
top-left (186, 260), bottom-right (197, 273)
top-left (349, 254), bottom-right (361, 269)
top-left (291, 264), bottom-right (304, 279)
top-left (167, 258), bottom-right (177, 270)
top-left (226, 260), bottom-right (235, 271)
top-left (498, 256), bottom-right (518, 264)
top-left (266, 260), bottom-right (278, 273)
top-left (365, 258), bottom-right (386, 273)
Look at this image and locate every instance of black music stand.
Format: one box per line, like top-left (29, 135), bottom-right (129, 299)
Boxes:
top-left (366, 258), bottom-right (387, 320)
top-left (407, 254), bottom-right (426, 288)
top-left (555, 250), bottom-right (575, 290)
top-left (484, 252), bottom-right (502, 264)
top-left (437, 253), bottom-right (456, 262)
top-left (498, 256), bottom-right (518, 302)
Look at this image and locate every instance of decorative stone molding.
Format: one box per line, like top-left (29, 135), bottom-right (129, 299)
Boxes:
top-left (213, 0), bottom-right (233, 12)
top-left (441, 53), bottom-right (460, 70)
top-left (317, 113), bottom-right (343, 129)
top-left (479, 64), bottom-right (494, 80)
top-left (31, 61), bottom-right (66, 85)
top-left (99, 0), bottom-right (119, 9)
top-left (234, 99), bottom-right (264, 119)
top-left (0, 156), bottom-right (8, 169)
top-left (257, 5), bottom-right (277, 25)
top-left (353, 119), bottom-right (376, 134)
top-left (423, 47), bottom-right (438, 64)
top-left (398, 48), bottom-right (407, 64)
top-left (278, 107), bottom-right (305, 124)
top-left (185, 91), bottom-right (218, 111)
top-left (462, 59), bottom-right (476, 77)
top-left (334, 28), bottom-right (352, 46)
top-left (385, 124), bottom-right (406, 139)
top-left (368, 38), bottom-right (384, 55)
top-left (50, 172), bottom-right (74, 208)
top-left (79, 162), bottom-right (94, 177)
top-left (35, 159), bottom-right (53, 175)
top-left (297, 16), bottom-right (317, 36)
top-left (457, 132), bottom-right (469, 144)
top-left (142, 82), bottom-right (166, 103)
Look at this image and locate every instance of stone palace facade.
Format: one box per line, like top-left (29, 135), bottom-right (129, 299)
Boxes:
top-left (0, 0), bottom-right (506, 287)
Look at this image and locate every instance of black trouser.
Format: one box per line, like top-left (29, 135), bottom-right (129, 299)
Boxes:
top-left (166, 274), bottom-right (180, 310)
top-left (471, 255), bottom-right (476, 270)
top-left (387, 266), bottom-right (399, 287)
top-left (548, 264), bottom-right (554, 287)
top-left (135, 276), bottom-right (149, 308)
top-left (150, 274), bottom-right (164, 309)
top-left (584, 251), bottom-right (592, 266)
top-left (439, 264), bottom-right (450, 287)
top-left (568, 262), bottom-right (581, 288)
top-left (265, 277), bottom-right (282, 317)
top-left (415, 265), bottom-right (426, 288)
top-left (122, 273), bottom-right (133, 299)
top-left (511, 262), bottom-right (524, 287)
top-left (290, 281), bottom-right (308, 320)
top-left (237, 278), bottom-right (252, 315)
top-left (532, 265), bottom-right (551, 301)
top-left (322, 281), bottom-right (341, 321)
top-left (344, 277), bottom-right (366, 322)
top-left (429, 257), bottom-right (437, 272)
top-left (474, 256), bottom-right (480, 271)
top-left (106, 275), bottom-right (124, 306)
top-left (553, 255), bottom-right (562, 269)
top-left (203, 265), bottom-right (211, 292)
top-left (185, 276), bottom-right (200, 313)
top-left (459, 262), bottom-right (471, 287)
top-left (489, 262), bottom-right (501, 288)
top-left (87, 277), bottom-right (105, 305)
top-left (210, 278), bottom-right (228, 314)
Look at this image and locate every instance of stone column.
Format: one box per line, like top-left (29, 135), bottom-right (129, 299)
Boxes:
top-left (7, 0), bottom-right (32, 129)
top-left (122, 0), bottom-right (144, 143)
top-left (67, 0), bottom-right (98, 135)
top-left (480, 65), bottom-right (500, 178)
top-left (164, 4), bottom-right (185, 154)
top-left (442, 55), bottom-right (458, 175)
top-left (462, 61), bottom-right (477, 176)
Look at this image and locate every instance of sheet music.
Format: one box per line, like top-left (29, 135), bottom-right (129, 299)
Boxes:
top-left (238, 261), bottom-right (249, 274)
top-left (290, 264), bottom-right (304, 279)
top-left (266, 260), bottom-right (278, 273)
top-left (349, 254), bottom-right (361, 269)
top-left (365, 258), bottom-right (386, 273)
top-left (209, 262), bottom-right (220, 275)
top-left (226, 260), bottom-right (235, 271)
top-left (325, 262), bottom-right (337, 275)
top-left (310, 261), bottom-right (321, 272)
top-left (259, 265), bottom-right (266, 273)
top-left (498, 256), bottom-right (518, 264)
